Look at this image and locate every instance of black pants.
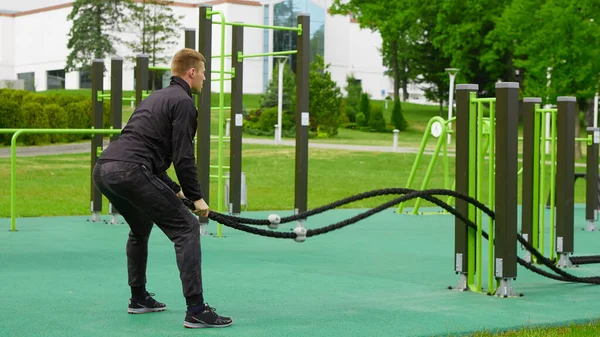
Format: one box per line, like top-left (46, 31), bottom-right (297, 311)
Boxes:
top-left (92, 160), bottom-right (203, 306)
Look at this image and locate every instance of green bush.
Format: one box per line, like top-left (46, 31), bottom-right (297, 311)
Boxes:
top-left (0, 89), bottom-right (118, 145)
top-left (258, 107), bottom-right (279, 132)
top-left (391, 98), bottom-right (408, 131)
top-left (0, 99), bottom-right (22, 145)
top-left (65, 101), bottom-right (91, 142)
top-left (356, 113), bottom-right (366, 127)
top-left (21, 102), bottom-right (50, 145)
top-left (359, 93), bottom-right (371, 124)
top-left (45, 104), bottom-right (69, 143)
top-left (344, 74), bottom-right (362, 123)
top-left (368, 106), bottom-right (387, 132)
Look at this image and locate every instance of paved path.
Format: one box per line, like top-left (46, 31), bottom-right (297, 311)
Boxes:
top-left (0, 138), bottom-right (442, 158)
top-left (0, 138), bottom-right (589, 168)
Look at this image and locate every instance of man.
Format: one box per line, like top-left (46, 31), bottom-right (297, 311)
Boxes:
top-left (92, 48), bottom-right (232, 329)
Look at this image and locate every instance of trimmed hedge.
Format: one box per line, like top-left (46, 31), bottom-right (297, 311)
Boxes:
top-left (0, 89), bottom-right (113, 146)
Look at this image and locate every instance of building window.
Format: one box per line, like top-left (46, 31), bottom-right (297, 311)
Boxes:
top-left (272, 0), bottom-right (326, 74)
top-left (79, 70), bottom-right (92, 89)
top-left (47, 69), bottom-right (65, 90)
top-left (17, 72), bottom-right (35, 91)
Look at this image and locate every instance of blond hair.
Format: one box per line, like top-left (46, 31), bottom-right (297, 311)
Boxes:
top-left (171, 48), bottom-right (206, 77)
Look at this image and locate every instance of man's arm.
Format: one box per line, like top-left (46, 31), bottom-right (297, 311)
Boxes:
top-left (171, 98), bottom-right (204, 202)
top-left (156, 171), bottom-right (182, 195)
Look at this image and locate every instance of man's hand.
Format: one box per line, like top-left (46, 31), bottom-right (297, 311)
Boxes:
top-left (193, 199), bottom-right (210, 217)
top-left (176, 190), bottom-right (185, 199)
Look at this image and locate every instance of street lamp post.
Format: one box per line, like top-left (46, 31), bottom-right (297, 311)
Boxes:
top-left (445, 68), bottom-right (460, 145)
top-left (274, 56), bottom-right (289, 144)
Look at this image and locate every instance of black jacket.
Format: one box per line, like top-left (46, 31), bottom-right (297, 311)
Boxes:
top-left (98, 76), bottom-right (203, 201)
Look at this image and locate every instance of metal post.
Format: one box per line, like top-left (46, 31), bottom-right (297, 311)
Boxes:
top-left (198, 5), bottom-right (212, 233)
top-left (295, 14), bottom-right (310, 223)
top-left (453, 83), bottom-right (478, 291)
top-left (521, 97), bottom-right (541, 262)
top-left (135, 55), bottom-right (149, 107)
top-left (109, 56), bottom-right (123, 225)
top-left (230, 24), bottom-right (244, 216)
top-left (586, 127), bottom-right (599, 231)
top-left (494, 82), bottom-right (519, 297)
top-left (185, 28), bottom-right (196, 49)
top-left (90, 59), bottom-right (104, 222)
top-left (556, 96), bottom-right (576, 268)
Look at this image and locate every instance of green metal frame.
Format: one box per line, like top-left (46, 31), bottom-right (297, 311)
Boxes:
top-left (213, 20), bottom-right (303, 35)
top-left (397, 116), bottom-right (453, 214)
top-left (7, 128), bottom-right (121, 232)
top-left (207, 9), bottom-right (229, 238)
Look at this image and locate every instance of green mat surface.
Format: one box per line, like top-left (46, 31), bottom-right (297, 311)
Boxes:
top-left (2, 207), bottom-right (600, 337)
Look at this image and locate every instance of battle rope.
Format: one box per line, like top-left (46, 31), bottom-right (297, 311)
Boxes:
top-left (183, 188), bottom-right (600, 285)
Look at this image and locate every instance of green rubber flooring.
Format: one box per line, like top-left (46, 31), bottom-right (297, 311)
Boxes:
top-left (2, 206), bottom-right (600, 337)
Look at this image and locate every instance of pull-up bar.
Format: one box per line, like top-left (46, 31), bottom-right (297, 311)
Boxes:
top-left (239, 50), bottom-right (297, 60)
top-left (208, 16), bottom-right (303, 35)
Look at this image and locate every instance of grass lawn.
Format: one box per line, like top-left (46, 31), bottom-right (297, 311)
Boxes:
top-left (0, 143), bottom-right (590, 217)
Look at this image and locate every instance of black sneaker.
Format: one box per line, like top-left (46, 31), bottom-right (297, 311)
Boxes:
top-left (183, 304), bottom-right (233, 328)
top-left (127, 292), bottom-right (167, 314)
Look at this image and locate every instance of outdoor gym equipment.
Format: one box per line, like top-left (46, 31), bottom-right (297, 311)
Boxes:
top-left (190, 5), bottom-right (310, 238)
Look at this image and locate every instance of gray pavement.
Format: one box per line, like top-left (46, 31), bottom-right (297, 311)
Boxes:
top-left (0, 138), bottom-right (440, 158)
top-left (0, 138), bottom-right (589, 168)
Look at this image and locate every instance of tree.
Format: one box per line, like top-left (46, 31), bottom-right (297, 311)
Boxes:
top-left (432, 0), bottom-right (514, 94)
top-left (123, 0), bottom-right (183, 90)
top-left (309, 55), bottom-right (343, 137)
top-left (330, 0), bottom-right (416, 101)
top-left (490, 0), bottom-right (600, 158)
top-left (391, 98), bottom-right (408, 131)
top-left (123, 1), bottom-right (182, 67)
top-left (344, 74), bottom-right (362, 122)
top-left (359, 93), bottom-right (371, 125)
top-left (368, 105), bottom-right (387, 132)
top-left (66, 0), bottom-right (136, 72)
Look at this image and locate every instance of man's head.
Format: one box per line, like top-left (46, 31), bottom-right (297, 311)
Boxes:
top-left (171, 48), bottom-right (206, 93)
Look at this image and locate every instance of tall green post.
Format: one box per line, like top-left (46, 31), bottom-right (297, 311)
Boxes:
top-left (230, 24), bottom-right (244, 215)
top-left (90, 59), bottom-right (104, 222)
top-left (295, 13), bottom-right (310, 224)
top-left (197, 5), bottom-right (212, 232)
top-left (493, 82), bottom-right (519, 297)
top-left (556, 96), bottom-right (576, 267)
top-left (454, 83), bottom-right (478, 291)
top-left (109, 56), bottom-right (123, 224)
top-left (521, 97), bottom-right (541, 262)
top-left (586, 127), bottom-right (600, 231)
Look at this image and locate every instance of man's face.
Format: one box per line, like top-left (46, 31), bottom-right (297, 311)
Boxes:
top-left (191, 62), bottom-right (206, 93)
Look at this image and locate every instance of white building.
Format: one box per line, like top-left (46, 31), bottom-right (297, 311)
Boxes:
top-left (0, 0), bottom-right (419, 101)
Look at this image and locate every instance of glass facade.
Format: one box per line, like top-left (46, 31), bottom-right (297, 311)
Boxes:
top-left (263, 0), bottom-right (325, 90)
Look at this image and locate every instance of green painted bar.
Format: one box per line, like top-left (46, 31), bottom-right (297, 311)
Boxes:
top-left (239, 50), bottom-right (297, 59)
top-left (213, 20), bottom-right (302, 33)
top-left (521, 97), bottom-right (541, 262)
top-left (10, 128), bottom-right (121, 232)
